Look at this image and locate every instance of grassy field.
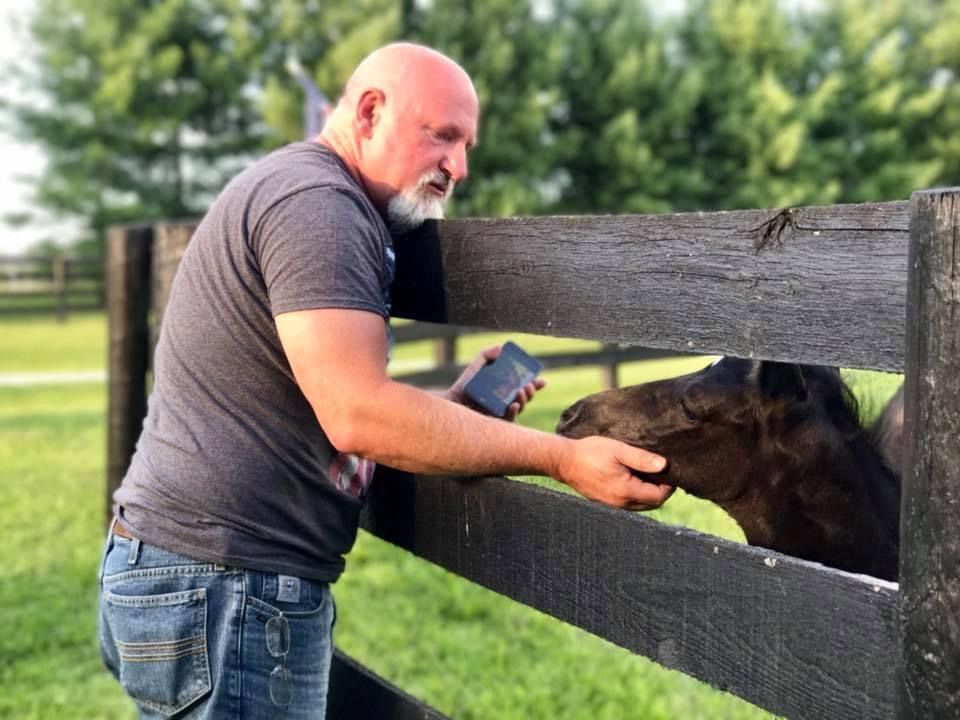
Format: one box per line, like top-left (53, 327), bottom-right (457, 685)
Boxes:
top-left (0, 312), bottom-right (106, 372)
top-left (0, 312), bottom-right (902, 719)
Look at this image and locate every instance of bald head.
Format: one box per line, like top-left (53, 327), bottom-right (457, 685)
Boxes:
top-left (319, 43), bottom-right (480, 229)
top-left (341, 43), bottom-right (476, 114)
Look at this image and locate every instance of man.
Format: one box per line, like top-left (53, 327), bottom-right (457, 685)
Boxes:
top-left (98, 43), bottom-right (673, 717)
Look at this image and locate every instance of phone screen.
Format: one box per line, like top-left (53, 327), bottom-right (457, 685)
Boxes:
top-left (464, 341), bottom-right (543, 417)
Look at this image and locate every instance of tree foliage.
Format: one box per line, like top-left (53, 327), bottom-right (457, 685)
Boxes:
top-left (401, 0), bottom-right (957, 215)
top-left (4, 0), bottom-right (958, 252)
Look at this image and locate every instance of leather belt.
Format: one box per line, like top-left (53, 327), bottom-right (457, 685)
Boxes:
top-left (111, 517), bottom-right (136, 540)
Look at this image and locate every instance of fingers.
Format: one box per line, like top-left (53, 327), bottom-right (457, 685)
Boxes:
top-left (560, 436), bottom-right (673, 511)
top-left (622, 482), bottom-right (675, 511)
top-left (480, 344), bottom-right (502, 362)
top-left (616, 443), bottom-right (667, 474)
top-left (504, 379), bottom-right (547, 421)
top-left (464, 347), bottom-right (497, 375)
top-left (615, 441), bottom-right (670, 509)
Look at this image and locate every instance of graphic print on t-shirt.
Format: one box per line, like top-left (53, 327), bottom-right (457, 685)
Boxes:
top-left (329, 451), bottom-right (376, 498)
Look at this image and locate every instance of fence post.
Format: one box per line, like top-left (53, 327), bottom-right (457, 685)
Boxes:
top-left (151, 223), bottom-right (195, 357)
top-left (105, 226), bottom-right (153, 529)
top-left (601, 343), bottom-right (619, 389)
top-left (898, 189), bottom-right (960, 719)
top-left (434, 334), bottom-right (457, 370)
top-left (53, 254), bottom-right (66, 322)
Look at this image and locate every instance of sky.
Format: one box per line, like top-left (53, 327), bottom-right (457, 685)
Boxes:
top-left (0, 0), bottom-right (82, 256)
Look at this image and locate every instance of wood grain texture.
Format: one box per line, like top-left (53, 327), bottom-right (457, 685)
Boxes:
top-left (150, 223), bottom-right (195, 356)
top-left (328, 649), bottom-right (449, 720)
top-left (107, 206), bottom-right (928, 717)
top-left (391, 202), bottom-right (910, 371)
top-left (363, 471), bottom-right (899, 720)
top-left (898, 189), bottom-right (960, 719)
top-left (105, 225), bottom-right (153, 527)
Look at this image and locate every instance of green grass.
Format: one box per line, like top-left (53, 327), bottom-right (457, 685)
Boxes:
top-left (0, 311), bottom-right (105, 372)
top-left (0, 382), bottom-right (135, 718)
top-left (336, 356), bottom-right (770, 720)
top-left (0, 312), bottom-right (902, 719)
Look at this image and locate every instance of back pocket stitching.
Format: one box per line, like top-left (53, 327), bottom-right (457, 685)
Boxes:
top-left (108, 589), bottom-right (211, 715)
top-left (121, 646), bottom-right (206, 663)
top-left (117, 635), bottom-right (205, 651)
top-left (105, 588), bottom-right (206, 607)
top-left (118, 635), bottom-right (206, 661)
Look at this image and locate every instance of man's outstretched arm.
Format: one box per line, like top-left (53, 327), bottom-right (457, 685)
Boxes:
top-left (276, 307), bottom-right (673, 510)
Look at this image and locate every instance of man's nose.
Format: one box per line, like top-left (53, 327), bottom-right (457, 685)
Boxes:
top-left (441, 143), bottom-right (468, 183)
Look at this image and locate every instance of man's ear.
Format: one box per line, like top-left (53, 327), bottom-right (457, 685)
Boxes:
top-left (355, 89), bottom-right (385, 138)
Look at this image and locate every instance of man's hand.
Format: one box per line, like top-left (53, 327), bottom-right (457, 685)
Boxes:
top-left (557, 436), bottom-right (673, 510)
top-left (444, 344), bottom-right (546, 422)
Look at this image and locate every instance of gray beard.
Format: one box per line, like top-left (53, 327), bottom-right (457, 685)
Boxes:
top-left (386, 178), bottom-right (451, 232)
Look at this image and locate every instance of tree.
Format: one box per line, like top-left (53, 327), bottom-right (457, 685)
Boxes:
top-left (913, 0), bottom-right (960, 191)
top-left (4, 0), bottom-right (275, 254)
top-left (244, 0), bottom-right (398, 145)
top-left (7, 0), bottom-right (957, 254)
top-left (401, 0), bottom-right (570, 217)
top-left (548, 0), bottom-right (686, 213)
top-left (796, 0), bottom-right (949, 204)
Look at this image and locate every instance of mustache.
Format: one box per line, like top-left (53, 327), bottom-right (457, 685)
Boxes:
top-left (416, 170), bottom-right (454, 197)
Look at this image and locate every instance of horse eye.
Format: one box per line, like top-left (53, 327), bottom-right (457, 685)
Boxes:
top-left (679, 399), bottom-right (699, 423)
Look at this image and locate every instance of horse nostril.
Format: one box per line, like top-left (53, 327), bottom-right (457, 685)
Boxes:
top-left (556, 403), bottom-right (585, 434)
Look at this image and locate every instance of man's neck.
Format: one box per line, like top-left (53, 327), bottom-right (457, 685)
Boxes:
top-left (315, 125), bottom-right (389, 219)
top-left (315, 130), bottom-right (364, 188)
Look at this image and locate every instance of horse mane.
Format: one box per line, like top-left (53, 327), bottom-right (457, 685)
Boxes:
top-left (798, 365), bottom-right (863, 437)
top-left (797, 364), bottom-right (901, 543)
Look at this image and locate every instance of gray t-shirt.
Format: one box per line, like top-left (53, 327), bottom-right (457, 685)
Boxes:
top-left (114, 142), bottom-right (394, 581)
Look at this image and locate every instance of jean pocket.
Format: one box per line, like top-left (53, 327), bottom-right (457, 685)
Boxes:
top-left (102, 588), bottom-right (212, 717)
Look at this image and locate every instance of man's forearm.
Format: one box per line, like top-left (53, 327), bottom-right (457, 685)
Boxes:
top-left (328, 378), bottom-right (571, 478)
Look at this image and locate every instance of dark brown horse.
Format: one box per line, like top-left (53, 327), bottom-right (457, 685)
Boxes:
top-left (556, 357), bottom-right (902, 580)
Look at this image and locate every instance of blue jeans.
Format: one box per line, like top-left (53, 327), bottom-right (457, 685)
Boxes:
top-left (97, 528), bottom-right (335, 718)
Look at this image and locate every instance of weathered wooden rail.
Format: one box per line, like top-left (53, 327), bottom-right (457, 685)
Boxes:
top-left (106, 191), bottom-right (959, 719)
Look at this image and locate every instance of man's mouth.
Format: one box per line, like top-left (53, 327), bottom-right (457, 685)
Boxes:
top-left (426, 181), bottom-right (449, 197)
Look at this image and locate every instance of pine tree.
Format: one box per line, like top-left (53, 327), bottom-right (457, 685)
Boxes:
top-left (798, 0), bottom-right (948, 203)
top-left (4, 0), bottom-right (278, 252)
top-left (405, 0), bottom-right (568, 217)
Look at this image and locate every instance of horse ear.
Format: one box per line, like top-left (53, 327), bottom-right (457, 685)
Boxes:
top-left (752, 361), bottom-right (808, 401)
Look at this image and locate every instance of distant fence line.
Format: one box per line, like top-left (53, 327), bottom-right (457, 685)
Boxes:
top-left (0, 254), bottom-right (104, 320)
top-left (389, 321), bottom-right (678, 389)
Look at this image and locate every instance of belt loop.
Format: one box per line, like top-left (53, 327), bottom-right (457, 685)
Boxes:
top-left (127, 536), bottom-right (141, 566)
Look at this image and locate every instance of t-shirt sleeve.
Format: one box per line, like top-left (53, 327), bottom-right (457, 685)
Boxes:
top-left (252, 186), bottom-right (388, 318)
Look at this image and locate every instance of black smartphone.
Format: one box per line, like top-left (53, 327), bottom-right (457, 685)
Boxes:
top-left (464, 341), bottom-right (543, 417)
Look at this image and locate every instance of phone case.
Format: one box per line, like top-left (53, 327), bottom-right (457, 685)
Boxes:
top-left (463, 341), bottom-right (543, 417)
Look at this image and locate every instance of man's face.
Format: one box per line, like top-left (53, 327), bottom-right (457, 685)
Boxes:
top-left (364, 83), bottom-right (478, 232)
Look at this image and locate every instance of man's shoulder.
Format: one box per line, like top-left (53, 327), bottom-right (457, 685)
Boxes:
top-left (257, 142), bottom-right (356, 189)
top-left (232, 142), bottom-right (375, 218)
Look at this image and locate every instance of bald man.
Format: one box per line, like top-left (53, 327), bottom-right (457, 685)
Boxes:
top-left (98, 43), bottom-right (671, 717)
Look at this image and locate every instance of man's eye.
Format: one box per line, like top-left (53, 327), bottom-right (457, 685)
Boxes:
top-left (431, 129), bottom-right (453, 142)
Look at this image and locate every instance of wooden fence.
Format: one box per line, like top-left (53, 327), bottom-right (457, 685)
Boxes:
top-left (0, 254), bottom-right (104, 319)
top-left (389, 320), bottom-right (675, 389)
top-left (105, 191), bottom-right (959, 719)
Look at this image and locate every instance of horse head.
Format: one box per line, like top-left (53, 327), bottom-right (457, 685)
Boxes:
top-left (556, 357), bottom-right (900, 579)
